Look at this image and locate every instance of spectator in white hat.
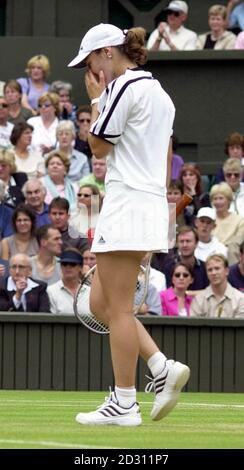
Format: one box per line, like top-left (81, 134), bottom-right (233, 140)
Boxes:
top-left (147, 1), bottom-right (197, 51)
top-left (194, 207), bottom-right (228, 262)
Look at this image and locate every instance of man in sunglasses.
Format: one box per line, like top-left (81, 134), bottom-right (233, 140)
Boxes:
top-left (147, 1), bottom-right (196, 51)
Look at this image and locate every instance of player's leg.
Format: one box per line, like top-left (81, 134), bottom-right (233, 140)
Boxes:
top-left (76, 250), bottom-right (145, 426)
top-left (135, 318), bottom-right (190, 420)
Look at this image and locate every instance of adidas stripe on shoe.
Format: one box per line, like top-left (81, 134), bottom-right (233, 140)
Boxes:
top-left (145, 359), bottom-right (190, 421)
top-left (75, 390), bottom-right (142, 426)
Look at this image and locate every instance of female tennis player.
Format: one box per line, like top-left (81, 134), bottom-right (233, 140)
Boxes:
top-left (68, 23), bottom-right (190, 426)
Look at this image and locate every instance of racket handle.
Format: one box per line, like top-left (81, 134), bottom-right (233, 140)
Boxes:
top-left (176, 193), bottom-right (193, 216)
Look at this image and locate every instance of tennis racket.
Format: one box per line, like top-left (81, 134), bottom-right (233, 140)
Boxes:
top-left (73, 256), bottom-right (152, 335)
top-left (73, 193), bottom-right (193, 334)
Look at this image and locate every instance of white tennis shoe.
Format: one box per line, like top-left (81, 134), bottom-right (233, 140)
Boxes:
top-left (146, 359), bottom-right (190, 421)
top-left (75, 390), bottom-right (142, 426)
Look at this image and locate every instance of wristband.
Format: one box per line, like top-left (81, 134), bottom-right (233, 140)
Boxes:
top-left (91, 98), bottom-right (99, 105)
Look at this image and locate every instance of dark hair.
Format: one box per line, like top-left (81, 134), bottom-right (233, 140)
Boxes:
top-left (118, 27), bottom-right (147, 66)
top-left (76, 104), bottom-right (91, 118)
top-left (180, 163), bottom-right (203, 196)
top-left (171, 261), bottom-right (194, 280)
top-left (10, 122), bottom-right (34, 146)
top-left (49, 196), bottom-right (70, 213)
top-left (12, 203), bottom-right (36, 236)
top-left (36, 223), bottom-right (57, 246)
top-left (224, 132), bottom-right (244, 155)
top-left (168, 179), bottom-right (184, 193)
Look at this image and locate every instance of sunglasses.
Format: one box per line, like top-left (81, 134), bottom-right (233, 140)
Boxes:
top-left (78, 118), bottom-right (91, 123)
top-left (225, 173), bottom-right (241, 178)
top-left (174, 272), bottom-right (190, 278)
top-left (38, 103), bottom-right (52, 109)
top-left (0, 103), bottom-right (8, 108)
top-left (167, 10), bottom-right (180, 17)
top-left (61, 262), bottom-right (79, 267)
top-left (77, 193), bottom-right (91, 197)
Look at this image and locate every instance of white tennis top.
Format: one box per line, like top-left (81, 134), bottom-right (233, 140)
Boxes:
top-left (90, 68), bottom-right (175, 196)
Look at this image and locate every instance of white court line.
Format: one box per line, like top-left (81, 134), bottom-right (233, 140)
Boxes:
top-left (0, 400), bottom-right (244, 409)
top-left (0, 439), bottom-right (119, 449)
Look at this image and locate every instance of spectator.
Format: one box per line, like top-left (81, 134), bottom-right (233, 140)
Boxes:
top-left (74, 105), bottom-right (93, 169)
top-left (167, 179), bottom-right (186, 229)
top-left (4, 79), bottom-right (33, 125)
top-left (228, 241), bottom-right (244, 291)
top-left (82, 248), bottom-right (97, 269)
top-left (196, 5), bottom-right (236, 50)
top-left (210, 182), bottom-right (244, 264)
top-left (179, 163), bottom-right (211, 226)
top-left (49, 80), bottom-right (77, 122)
top-left (1, 204), bottom-right (38, 261)
top-left (40, 149), bottom-right (77, 211)
top-left (227, 0), bottom-right (244, 32)
top-left (22, 178), bottom-right (50, 228)
top-left (147, 1), bottom-right (196, 51)
top-left (141, 253), bottom-right (166, 293)
top-left (171, 134), bottom-right (184, 180)
top-left (28, 92), bottom-right (60, 155)
top-left (160, 262), bottom-right (194, 316)
top-left (0, 95), bottom-right (14, 148)
top-left (214, 132), bottom-right (244, 184)
top-left (163, 225), bottom-right (209, 291)
top-left (17, 54), bottom-right (50, 113)
top-left (79, 155), bottom-right (106, 196)
top-left (194, 207), bottom-right (227, 261)
top-left (31, 224), bottom-right (62, 285)
top-left (135, 269), bottom-right (162, 316)
top-left (190, 254), bottom-right (244, 318)
top-left (48, 196), bottom-right (88, 252)
top-left (69, 184), bottom-right (102, 240)
top-left (10, 122), bottom-right (44, 179)
top-left (235, 30), bottom-right (244, 47)
top-left (47, 248), bottom-right (85, 315)
top-left (223, 158), bottom-right (244, 216)
top-left (0, 253), bottom-right (50, 312)
top-left (56, 120), bottom-right (90, 182)
top-left (0, 148), bottom-right (27, 208)
top-left (0, 178), bottom-right (14, 241)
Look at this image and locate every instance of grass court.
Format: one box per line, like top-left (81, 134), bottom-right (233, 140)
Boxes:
top-left (0, 390), bottom-right (243, 449)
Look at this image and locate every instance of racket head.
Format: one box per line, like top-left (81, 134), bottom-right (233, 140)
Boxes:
top-left (74, 260), bottom-right (151, 334)
top-left (73, 265), bottom-right (109, 334)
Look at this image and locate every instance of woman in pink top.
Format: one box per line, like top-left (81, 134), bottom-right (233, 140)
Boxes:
top-left (160, 262), bottom-right (194, 316)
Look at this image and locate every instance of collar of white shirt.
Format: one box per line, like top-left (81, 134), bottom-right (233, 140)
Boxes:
top-left (7, 276), bottom-right (39, 293)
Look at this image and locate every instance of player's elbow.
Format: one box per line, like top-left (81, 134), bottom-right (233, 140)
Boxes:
top-left (88, 134), bottom-right (112, 159)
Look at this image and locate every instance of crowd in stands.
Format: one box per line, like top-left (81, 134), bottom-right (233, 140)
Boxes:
top-left (0, 1), bottom-right (244, 318)
top-left (147, 1), bottom-right (244, 51)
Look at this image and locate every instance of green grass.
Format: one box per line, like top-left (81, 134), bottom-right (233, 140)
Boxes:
top-left (0, 391), bottom-right (243, 449)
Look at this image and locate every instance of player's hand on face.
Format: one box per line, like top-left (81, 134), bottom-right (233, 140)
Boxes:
top-left (85, 70), bottom-right (106, 100)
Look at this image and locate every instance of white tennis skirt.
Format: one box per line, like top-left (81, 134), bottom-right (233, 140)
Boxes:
top-left (91, 182), bottom-right (169, 253)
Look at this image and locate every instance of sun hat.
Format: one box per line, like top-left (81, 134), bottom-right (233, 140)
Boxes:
top-left (196, 207), bottom-right (216, 221)
top-left (165, 1), bottom-right (188, 14)
top-left (59, 250), bottom-right (83, 265)
top-left (68, 23), bottom-right (126, 68)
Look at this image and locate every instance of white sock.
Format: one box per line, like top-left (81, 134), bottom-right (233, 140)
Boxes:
top-left (114, 386), bottom-right (136, 408)
top-left (147, 351), bottom-right (167, 378)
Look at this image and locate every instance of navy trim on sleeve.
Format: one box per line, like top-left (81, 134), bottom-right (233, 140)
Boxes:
top-left (97, 76), bottom-right (153, 137)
